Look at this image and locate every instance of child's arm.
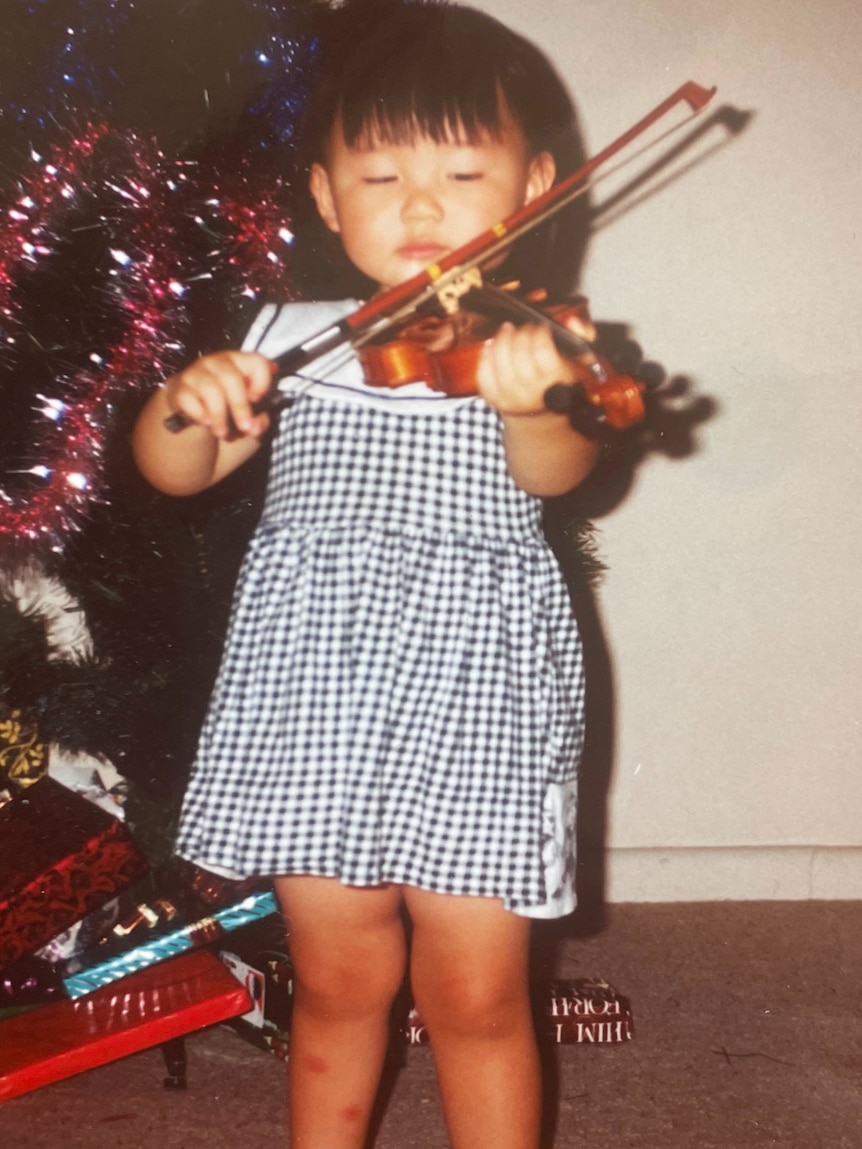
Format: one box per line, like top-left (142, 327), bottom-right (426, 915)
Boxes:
top-left (477, 322), bottom-right (602, 497)
top-left (132, 351), bottom-right (275, 496)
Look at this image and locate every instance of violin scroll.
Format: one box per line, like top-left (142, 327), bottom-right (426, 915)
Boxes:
top-left (544, 369), bottom-right (646, 434)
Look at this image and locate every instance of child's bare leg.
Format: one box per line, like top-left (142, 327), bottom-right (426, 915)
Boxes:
top-left (405, 887), bottom-right (540, 1149)
top-left (275, 876), bottom-right (406, 1149)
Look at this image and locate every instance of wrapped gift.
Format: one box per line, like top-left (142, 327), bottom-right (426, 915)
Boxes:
top-left (171, 858), bottom-right (270, 912)
top-left (1, 953), bottom-right (66, 1010)
top-left (0, 708), bottom-right (46, 788)
top-left (218, 914), bottom-right (293, 1058)
top-left (0, 1005), bottom-right (40, 1023)
top-left (36, 859), bottom-right (267, 967)
top-left (61, 889), bottom-right (278, 999)
top-left (0, 776), bottom-right (149, 970)
top-left (34, 894), bottom-right (125, 965)
top-left (0, 949), bottom-right (252, 1102)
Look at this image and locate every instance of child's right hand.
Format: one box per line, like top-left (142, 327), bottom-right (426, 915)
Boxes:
top-left (162, 351), bottom-right (277, 441)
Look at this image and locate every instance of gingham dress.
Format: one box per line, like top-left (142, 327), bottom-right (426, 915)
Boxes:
top-left (176, 301), bottom-right (584, 918)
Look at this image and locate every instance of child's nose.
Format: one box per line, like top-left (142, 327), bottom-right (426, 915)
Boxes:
top-left (400, 186), bottom-right (444, 221)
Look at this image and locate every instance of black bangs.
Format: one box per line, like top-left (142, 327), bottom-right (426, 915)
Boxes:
top-left (304, 2), bottom-right (575, 161)
top-left (339, 79), bottom-right (505, 152)
top-left (336, 29), bottom-right (511, 150)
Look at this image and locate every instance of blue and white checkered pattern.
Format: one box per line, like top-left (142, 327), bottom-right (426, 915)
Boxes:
top-left (176, 303), bottom-right (584, 917)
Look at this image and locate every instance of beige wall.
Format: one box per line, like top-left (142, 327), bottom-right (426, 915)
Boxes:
top-left (480, 0), bottom-right (862, 898)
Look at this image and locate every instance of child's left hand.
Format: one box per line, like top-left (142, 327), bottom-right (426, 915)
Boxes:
top-left (476, 316), bottom-right (596, 417)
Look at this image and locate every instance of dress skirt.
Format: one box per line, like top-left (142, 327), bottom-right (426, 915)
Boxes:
top-left (176, 369), bottom-right (585, 918)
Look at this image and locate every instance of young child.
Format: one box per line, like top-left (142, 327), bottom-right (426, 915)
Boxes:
top-left (134, 3), bottom-right (599, 1146)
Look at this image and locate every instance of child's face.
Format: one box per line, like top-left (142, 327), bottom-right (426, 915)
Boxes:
top-left (309, 106), bottom-right (555, 290)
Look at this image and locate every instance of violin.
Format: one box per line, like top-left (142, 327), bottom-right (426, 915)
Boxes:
top-left (165, 81), bottom-right (716, 436)
top-left (356, 280), bottom-right (648, 435)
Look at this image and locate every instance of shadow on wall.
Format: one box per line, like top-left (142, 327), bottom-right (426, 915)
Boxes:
top-left (544, 100), bottom-right (754, 940)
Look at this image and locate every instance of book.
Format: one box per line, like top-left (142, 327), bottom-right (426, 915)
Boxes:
top-left (541, 978), bottom-right (633, 1044)
top-left (403, 978), bottom-right (633, 1046)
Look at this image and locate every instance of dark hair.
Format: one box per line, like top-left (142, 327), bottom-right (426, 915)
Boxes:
top-left (289, 0), bottom-right (589, 299)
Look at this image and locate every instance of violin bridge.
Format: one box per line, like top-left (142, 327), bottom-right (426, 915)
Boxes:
top-left (435, 267), bottom-right (484, 315)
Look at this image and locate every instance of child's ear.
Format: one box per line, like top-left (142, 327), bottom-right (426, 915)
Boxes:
top-left (309, 163), bottom-right (341, 233)
top-left (525, 151), bottom-right (556, 203)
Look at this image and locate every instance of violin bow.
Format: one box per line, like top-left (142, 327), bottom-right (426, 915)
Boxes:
top-left (166, 80), bottom-right (716, 431)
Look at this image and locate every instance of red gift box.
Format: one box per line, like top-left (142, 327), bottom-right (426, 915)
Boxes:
top-left (0, 777), bottom-right (149, 970)
top-left (0, 948), bottom-right (252, 1101)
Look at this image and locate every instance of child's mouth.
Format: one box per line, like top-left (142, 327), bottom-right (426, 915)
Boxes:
top-left (396, 243), bottom-right (448, 262)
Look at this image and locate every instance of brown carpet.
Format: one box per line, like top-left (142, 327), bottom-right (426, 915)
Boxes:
top-left (4, 902), bottom-right (861, 1148)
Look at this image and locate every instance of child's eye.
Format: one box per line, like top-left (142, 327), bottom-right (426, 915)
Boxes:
top-left (363, 175), bottom-right (398, 185)
top-left (450, 172), bottom-right (483, 182)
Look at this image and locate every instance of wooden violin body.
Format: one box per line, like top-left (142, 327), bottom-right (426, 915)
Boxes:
top-left (358, 288), bottom-right (648, 433)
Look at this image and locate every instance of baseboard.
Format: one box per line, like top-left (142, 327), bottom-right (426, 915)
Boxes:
top-left (604, 846), bottom-right (862, 902)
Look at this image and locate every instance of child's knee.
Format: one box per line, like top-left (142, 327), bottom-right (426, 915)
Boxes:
top-left (412, 972), bottom-right (531, 1042)
top-left (292, 935), bottom-right (406, 1019)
